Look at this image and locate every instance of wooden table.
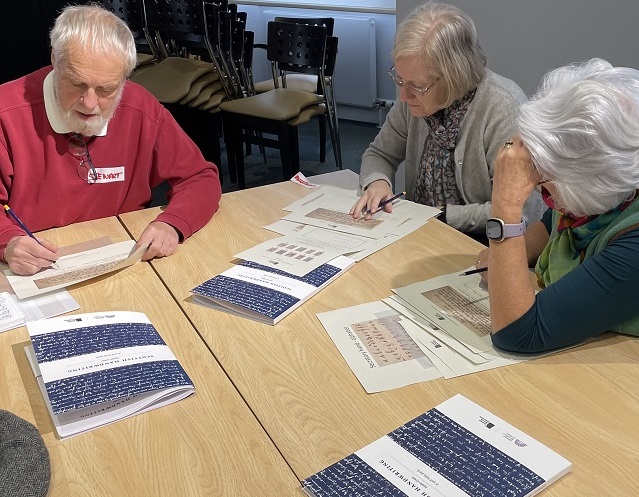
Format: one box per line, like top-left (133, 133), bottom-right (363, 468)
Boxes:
top-left (121, 181), bottom-right (639, 497)
top-left (0, 217), bottom-right (301, 497)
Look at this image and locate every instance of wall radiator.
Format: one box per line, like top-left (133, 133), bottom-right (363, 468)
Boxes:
top-left (263, 11), bottom-right (378, 109)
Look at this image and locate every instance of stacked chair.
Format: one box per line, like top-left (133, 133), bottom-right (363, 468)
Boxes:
top-left (252, 17), bottom-right (340, 167)
top-left (101, 0), bottom-right (241, 168)
top-left (98, 1), bottom-right (342, 189)
top-left (219, 20), bottom-right (342, 189)
top-left (98, 0), bottom-right (160, 69)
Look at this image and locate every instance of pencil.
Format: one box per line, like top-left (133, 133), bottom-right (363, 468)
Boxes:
top-left (3, 204), bottom-right (58, 269)
top-left (365, 191), bottom-right (406, 214)
top-left (460, 267), bottom-right (488, 276)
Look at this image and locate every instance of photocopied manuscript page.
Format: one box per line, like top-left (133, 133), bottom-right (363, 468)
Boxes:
top-left (5, 240), bottom-right (147, 299)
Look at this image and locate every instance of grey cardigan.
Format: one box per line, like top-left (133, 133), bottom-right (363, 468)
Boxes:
top-left (359, 70), bottom-right (545, 234)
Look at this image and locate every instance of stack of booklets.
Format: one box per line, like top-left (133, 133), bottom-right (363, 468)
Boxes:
top-left (191, 256), bottom-right (354, 325)
top-left (25, 311), bottom-right (194, 439)
top-left (302, 394), bottom-right (572, 497)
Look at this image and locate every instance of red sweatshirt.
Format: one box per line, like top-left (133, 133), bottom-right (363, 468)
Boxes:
top-left (0, 67), bottom-right (221, 256)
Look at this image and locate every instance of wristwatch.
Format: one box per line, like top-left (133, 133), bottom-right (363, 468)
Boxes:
top-left (486, 218), bottom-right (526, 242)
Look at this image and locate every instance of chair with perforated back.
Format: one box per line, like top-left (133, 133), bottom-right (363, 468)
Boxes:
top-left (253, 17), bottom-right (334, 94)
top-left (98, 0), bottom-right (160, 67)
top-left (251, 16), bottom-right (340, 167)
top-left (219, 21), bottom-right (341, 188)
top-left (130, 0), bottom-right (234, 168)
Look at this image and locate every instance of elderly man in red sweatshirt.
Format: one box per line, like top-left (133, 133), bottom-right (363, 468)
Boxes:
top-left (0, 5), bottom-right (222, 275)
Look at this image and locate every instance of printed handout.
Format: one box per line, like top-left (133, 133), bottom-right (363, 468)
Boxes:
top-left (393, 270), bottom-right (494, 353)
top-left (317, 301), bottom-right (442, 393)
top-left (235, 225), bottom-right (371, 276)
top-left (282, 185), bottom-right (440, 240)
top-left (5, 240), bottom-right (146, 299)
top-left (317, 269), bottom-right (554, 390)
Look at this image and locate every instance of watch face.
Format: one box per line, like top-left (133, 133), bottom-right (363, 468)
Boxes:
top-left (486, 219), bottom-right (503, 241)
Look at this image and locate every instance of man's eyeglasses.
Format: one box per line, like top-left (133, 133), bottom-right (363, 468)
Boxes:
top-left (387, 65), bottom-right (440, 96)
top-left (68, 134), bottom-right (97, 184)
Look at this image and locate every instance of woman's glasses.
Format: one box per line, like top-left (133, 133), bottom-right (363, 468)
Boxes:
top-left (68, 134), bottom-right (97, 184)
top-left (387, 65), bottom-right (439, 96)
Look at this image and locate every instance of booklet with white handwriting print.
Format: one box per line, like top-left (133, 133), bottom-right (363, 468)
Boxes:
top-left (191, 256), bottom-right (354, 325)
top-left (303, 394), bottom-right (571, 497)
top-left (25, 311), bottom-right (194, 439)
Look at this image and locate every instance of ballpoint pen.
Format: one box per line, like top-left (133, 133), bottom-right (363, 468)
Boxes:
top-left (3, 204), bottom-right (59, 269)
top-left (365, 191), bottom-right (407, 215)
top-left (460, 267), bottom-right (488, 276)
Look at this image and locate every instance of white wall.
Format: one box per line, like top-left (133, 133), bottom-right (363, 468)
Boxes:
top-left (397, 0), bottom-right (639, 96)
top-left (238, 0), bottom-right (394, 13)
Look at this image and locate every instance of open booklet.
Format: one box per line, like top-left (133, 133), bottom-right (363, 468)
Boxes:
top-left (302, 394), bottom-right (571, 497)
top-left (25, 311), bottom-right (194, 439)
top-left (5, 240), bottom-right (147, 299)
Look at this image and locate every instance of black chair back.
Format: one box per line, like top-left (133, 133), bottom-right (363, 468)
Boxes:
top-left (142, 0), bottom-right (207, 58)
top-left (267, 21), bottom-right (327, 78)
top-left (99, 0), bottom-right (159, 59)
top-left (273, 16), bottom-right (334, 36)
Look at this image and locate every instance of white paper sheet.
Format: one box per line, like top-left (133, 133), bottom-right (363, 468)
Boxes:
top-left (235, 225), bottom-right (371, 276)
top-left (317, 301), bottom-right (442, 393)
top-left (6, 240), bottom-right (144, 299)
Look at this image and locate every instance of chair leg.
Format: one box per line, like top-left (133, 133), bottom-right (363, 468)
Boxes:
top-left (222, 114), bottom-right (239, 185)
top-left (235, 134), bottom-right (246, 189)
top-left (279, 123), bottom-right (300, 179)
top-left (208, 114), bottom-right (222, 170)
top-left (326, 110), bottom-right (342, 170)
top-left (318, 114), bottom-right (326, 163)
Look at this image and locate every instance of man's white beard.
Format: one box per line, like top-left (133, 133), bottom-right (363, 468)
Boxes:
top-left (54, 84), bottom-right (123, 136)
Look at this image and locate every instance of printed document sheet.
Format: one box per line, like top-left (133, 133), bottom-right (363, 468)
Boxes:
top-left (5, 240), bottom-right (145, 299)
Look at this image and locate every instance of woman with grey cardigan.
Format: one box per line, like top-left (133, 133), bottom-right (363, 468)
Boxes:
top-left (350, 2), bottom-right (544, 238)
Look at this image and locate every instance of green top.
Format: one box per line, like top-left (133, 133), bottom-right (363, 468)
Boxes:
top-left (492, 198), bottom-right (639, 353)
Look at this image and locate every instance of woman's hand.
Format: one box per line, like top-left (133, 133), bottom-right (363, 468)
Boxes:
top-left (350, 180), bottom-right (393, 220)
top-left (476, 247), bottom-right (489, 282)
top-left (492, 137), bottom-right (541, 216)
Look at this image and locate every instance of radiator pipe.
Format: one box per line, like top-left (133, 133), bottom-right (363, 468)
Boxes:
top-left (374, 99), bottom-right (395, 128)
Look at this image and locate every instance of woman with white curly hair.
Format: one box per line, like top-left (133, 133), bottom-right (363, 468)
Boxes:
top-left (477, 58), bottom-right (639, 353)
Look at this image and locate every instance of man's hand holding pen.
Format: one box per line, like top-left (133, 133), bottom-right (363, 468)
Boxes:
top-left (4, 235), bottom-right (59, 276)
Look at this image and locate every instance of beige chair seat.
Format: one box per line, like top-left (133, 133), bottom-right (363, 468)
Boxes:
top-left (180, 72), bottom-right (221, 105)
top-left (288, 103), bottom-right (327, 126)
top-left (188, 81), bottom-right (225, 108)
top-left (219, 88), bottom-right (323, 120)
top-left (135, 52), bottom-right (156, 68)
top-left (200, 91), bottom-right (227, 111)
top-left (253, 74), bottom-right (318, 93)
top-left (129, 57), bottom-right (215, 103)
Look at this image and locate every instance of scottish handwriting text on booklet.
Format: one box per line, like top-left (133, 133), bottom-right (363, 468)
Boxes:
top-left (26, 311), bottom-right (194, 438)
top-left (303, 394), bottom-right (571, 497)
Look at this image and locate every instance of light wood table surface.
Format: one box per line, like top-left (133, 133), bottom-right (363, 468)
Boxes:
top-left (0, 216), bottom-right (301, 497)
top-left (120, 181), bottom-right (639, 497)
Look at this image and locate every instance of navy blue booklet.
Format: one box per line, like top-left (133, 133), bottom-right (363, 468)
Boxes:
top-left (302, 395), bottom-right (571, 497)
top-left (191, 256), bottom-right (354, 325)
top-left (26, 311), bottom-right (194, 438)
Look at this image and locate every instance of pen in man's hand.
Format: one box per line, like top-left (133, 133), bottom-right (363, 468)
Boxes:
top-left (460, 267), bottom-right (488, 276)
top-left (365, 191), bottom-right (407, 215)
top-left (3, 204), bottom-right (59, 269)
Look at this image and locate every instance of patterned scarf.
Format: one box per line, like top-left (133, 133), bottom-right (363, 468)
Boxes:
top-left (536, 189), bottom-right (636, 288)
top-left (414, 88), bottom-right (476, 206)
